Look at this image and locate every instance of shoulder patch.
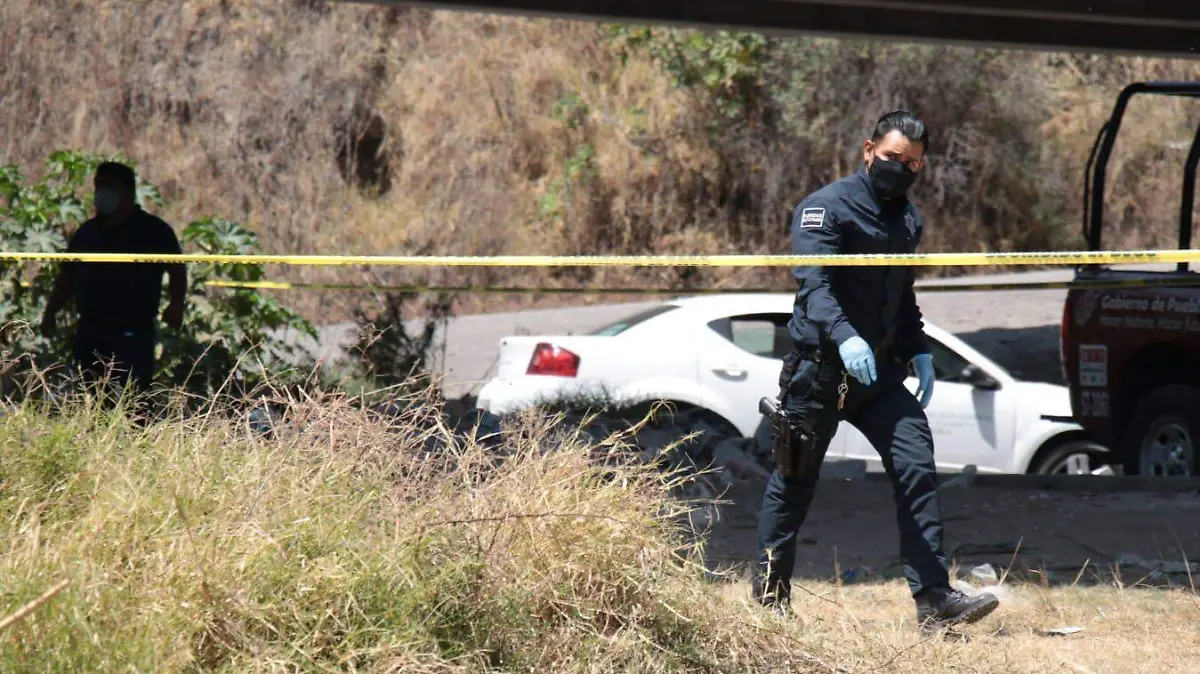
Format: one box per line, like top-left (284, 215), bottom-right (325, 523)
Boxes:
top-left (799, 207), bottom-right (826, 229)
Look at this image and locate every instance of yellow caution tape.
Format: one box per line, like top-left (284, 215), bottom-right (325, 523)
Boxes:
top-left (204, 274), bottom-right (1200, 295)
top-left (5, 247), bottom-right (1200, 267)
top-left (204, 280), bottom-right (755, 295)
top-left (914, 275), bottom-right (1200, 292)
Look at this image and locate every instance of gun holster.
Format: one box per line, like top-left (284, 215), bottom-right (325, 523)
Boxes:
top-left (763, 345), bottom-right (840, 477)
top-left (759, 396), bottom-right (820, 478)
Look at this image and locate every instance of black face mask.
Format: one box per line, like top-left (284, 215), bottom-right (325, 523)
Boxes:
top-left (868, 156), bottom-right (918, 200)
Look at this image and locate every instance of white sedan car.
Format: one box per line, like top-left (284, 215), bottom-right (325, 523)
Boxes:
top-left (476, 293), bottom-right (1108, 475)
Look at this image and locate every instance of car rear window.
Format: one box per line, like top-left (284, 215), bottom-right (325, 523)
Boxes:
top-left (587, 304), bottom-right (678, 336)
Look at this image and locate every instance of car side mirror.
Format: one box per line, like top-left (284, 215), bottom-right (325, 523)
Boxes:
top-left (961, 363), bottom-right (1000, 390)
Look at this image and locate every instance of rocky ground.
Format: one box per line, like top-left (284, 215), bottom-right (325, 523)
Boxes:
top-left (401, 398), bottom-right (1200, 596)
top-left (705, 477), bottom-right (1200, 593)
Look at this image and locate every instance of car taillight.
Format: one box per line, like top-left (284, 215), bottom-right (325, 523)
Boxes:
top-left (526, 343), bottom-right (580, 377)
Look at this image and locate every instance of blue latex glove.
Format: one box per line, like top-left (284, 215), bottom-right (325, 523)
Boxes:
top-left (912, 353), bottom-right (935, 409)
top-left (838, 335), bottom-right (876, 386)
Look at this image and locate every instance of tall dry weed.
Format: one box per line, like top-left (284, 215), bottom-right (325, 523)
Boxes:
top-left (0, 381), bottom-right (806, 671)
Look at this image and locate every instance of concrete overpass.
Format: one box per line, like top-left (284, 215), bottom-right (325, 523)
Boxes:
top-left (348, 1), bottom-right (1199, 58)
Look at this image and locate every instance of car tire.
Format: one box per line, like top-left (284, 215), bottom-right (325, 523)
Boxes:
top-left (1030, 438), bottom-right (1107, 475)
top-left (1121, 385), bottom-right (1200, 477)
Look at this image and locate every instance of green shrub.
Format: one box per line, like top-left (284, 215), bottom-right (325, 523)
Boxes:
top-left (0, 150), bottom-right (317, 398)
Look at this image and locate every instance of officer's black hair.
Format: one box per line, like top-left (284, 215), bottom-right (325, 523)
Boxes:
top-left (95, 161), bottom-right (137, 196)
top-left (871, 111), bottom-right (929, 152)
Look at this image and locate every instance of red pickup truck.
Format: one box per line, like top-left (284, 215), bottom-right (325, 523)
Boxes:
top-left (1060, 81), bottom-right (1200, 477)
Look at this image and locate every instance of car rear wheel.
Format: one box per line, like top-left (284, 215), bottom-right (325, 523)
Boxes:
top-left (1030, 438), bottom-right (1107, 475)
top-left (1122, 385), bottom-right (1200, 477)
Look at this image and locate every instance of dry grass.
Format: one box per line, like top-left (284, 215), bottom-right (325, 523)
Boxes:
top-left (3, 2), bottom-right (1200, 321)
top-left (712, 580), bottom-right (1200, 674)
top-left (0, 380), bottom-right (1195, 672)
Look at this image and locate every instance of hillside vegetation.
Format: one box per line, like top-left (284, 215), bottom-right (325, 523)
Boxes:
top-left (3, 1), bottom-right (1200, 319)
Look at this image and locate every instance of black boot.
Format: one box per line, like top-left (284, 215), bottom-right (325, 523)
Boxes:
top-left (751, 584), bottom-right (793, 618)
top-left (765, 600), bottom-right (793, 619)
top-left (914, 587), bottom-right (999, 632)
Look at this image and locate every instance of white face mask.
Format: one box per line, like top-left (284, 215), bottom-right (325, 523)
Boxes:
top-left (94, 188), bottom-right (120, 215)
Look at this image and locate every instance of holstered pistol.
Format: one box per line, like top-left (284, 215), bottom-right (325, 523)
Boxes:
top-left (759, 397), bottom-right (821, 478)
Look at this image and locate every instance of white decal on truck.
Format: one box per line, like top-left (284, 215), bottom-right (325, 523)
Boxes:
top-left (1096, 314), bottom-right (1200, 331)
top-left (1080, 390), bottom-right (1110, 418)
top-left (1078, 344), bottom-right (1108, 387)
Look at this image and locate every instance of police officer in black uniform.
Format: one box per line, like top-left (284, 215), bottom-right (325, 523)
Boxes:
top-left (41, 161), bottom-right (186, 395)
top-left (753, 111), bottom-right (1000, 632)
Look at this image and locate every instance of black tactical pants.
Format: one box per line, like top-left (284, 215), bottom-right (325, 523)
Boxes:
top-left (752, 349), bottom-right (951, 606)
top-left (73, 323), bottom-right (157, 395)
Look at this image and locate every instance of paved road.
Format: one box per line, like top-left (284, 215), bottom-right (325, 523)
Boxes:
top-left (422, 300), bottom-right (667, 397)
top-left (295, 263), bottom-right (1178, 397)
top-left (299, 300), bottom-right (664, 397)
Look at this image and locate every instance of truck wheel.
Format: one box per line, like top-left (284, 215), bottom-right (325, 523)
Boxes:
top-left (1122, 386), bottom-right (1200, 477)
top-left (1030, 439), bottom-right (1107, 475)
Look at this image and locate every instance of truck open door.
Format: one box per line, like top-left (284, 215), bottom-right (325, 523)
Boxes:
top-left (1063, 81), bottom-right (1200, 477)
